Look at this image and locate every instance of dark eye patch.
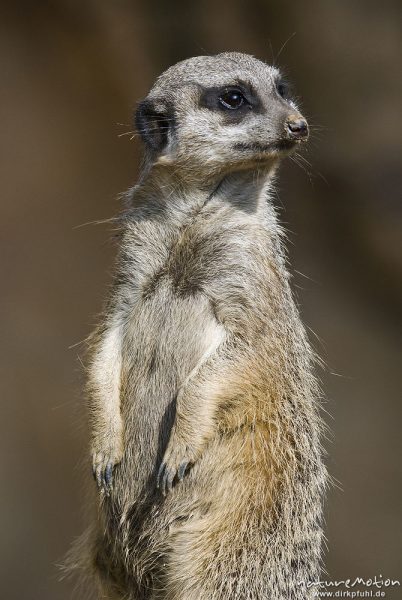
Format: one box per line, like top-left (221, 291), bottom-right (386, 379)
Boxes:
top-left (199, 81), bottom-right (263, 121)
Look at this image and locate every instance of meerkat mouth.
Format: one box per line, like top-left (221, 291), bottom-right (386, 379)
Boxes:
top-left (233, 139), bottom-right (298, 155)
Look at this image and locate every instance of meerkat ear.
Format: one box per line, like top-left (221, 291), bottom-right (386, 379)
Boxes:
top-left (135, 98), bottom-right (172, 153)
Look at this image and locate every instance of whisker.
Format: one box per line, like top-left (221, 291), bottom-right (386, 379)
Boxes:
top-left (275, 32), bottom-right (297, 64)
top-left (290, 155), bottom-right (314, 187)
top-left (73, 216), bottom-right (119, 230)
top-left (291, 151), bottom-right (330, 188)
top-left (294, 270), bottom-right (318, 283)
top-left (118, 130), bottom-right (138, 138)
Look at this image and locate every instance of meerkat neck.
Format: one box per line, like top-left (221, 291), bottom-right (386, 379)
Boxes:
top-left (214, 166), bottom-right (278, 214)
top-left (134, 161), bottom-right (278, 216)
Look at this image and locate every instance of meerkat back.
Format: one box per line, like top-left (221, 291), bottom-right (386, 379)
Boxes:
top-left (71, 52), bottom-right (327, 600)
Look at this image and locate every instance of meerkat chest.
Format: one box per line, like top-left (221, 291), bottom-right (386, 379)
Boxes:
top-left (123, 204), bottom-right (278, 307)
top-left (166, 210), bottom-right (276, 297)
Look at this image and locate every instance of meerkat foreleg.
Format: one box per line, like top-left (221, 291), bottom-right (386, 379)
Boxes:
top-left (88, 320), bottom-right (124, 495)
top-left (157, 329), bottom-right (237, 495)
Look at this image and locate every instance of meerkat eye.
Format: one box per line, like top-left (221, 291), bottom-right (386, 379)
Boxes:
top-left (276, 79), bottom-right (290, 99)
top-left (219, 89), bottom-right (245, 110)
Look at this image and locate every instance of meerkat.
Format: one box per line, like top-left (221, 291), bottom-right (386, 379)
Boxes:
top-left (71, 52), bottom-right (327, 600)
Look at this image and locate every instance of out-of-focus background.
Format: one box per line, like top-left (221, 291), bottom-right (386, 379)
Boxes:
top-left (1, 1), bottom-right (401, 598)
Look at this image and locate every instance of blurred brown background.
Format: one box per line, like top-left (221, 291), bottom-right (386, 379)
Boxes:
top-left (1, 1), bottom-right (401, 598)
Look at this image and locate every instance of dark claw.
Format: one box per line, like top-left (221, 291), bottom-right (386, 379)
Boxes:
top-left (164, 468), bottom-right (174, 495)
top-left (101, 467), bottom-right (110, 496)
top-left (157, 460), bottom-right (192, 495)
top-left (105, 463), bottom-right (113, 488)
top-left (92, 458), bottom-right (115, 495)
top-left (157, 462), bottom-right (165, 490)
top-left (178, 461), bottom-right (189, 481)
top-left (157, 462), bottom-right (175, 496)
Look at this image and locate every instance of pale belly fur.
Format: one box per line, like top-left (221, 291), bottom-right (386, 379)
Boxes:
top-left (115, 277), bottom-right (225, 499)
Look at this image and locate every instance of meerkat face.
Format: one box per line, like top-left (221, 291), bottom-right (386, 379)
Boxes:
top-left (136, 52), bottom-right (308, 176)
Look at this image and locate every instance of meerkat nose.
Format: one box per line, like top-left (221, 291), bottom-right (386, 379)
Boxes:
top-left (285, 116), bottom-right (309, 140)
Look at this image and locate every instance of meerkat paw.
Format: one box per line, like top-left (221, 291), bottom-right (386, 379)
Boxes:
top-left (91, 438), bottom-right (123, 496)
top-left (157, 438), bottom-right (198, 496)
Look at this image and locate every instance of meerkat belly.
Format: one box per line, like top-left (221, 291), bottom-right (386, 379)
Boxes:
top-left (119, 277), bottom-right (225, 491)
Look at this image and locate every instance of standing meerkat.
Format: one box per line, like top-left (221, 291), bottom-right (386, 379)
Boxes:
top-left (72, 52), bottom-right (327, 600)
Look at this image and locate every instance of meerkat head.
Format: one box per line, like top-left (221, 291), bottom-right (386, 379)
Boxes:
top-left (135, 52), bottom-right (308, 177)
